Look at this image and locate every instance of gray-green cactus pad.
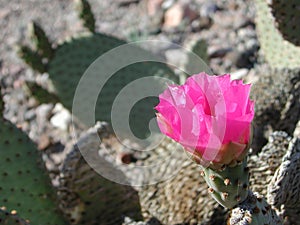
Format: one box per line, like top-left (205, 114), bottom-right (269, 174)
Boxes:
top-left (254, 0), bottom-right (300, 69)
top-left (48, 32), bottom-right (178, 138)
top-left (268, 0), bottom-right (300, 46)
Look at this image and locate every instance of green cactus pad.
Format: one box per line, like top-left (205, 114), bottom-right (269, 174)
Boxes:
top-left (202, 159), bottom-right (249, 209)
top-left (228, 192), bottom-right (282, 225)
top-left (48, 32), bottom-right (178, 138)
top-left (268, 0), bottom-right (300, 46)
top-left (28, 21), bottom-right (54, 59)
top-left (254, 0), bottom-right (300, 69)
top-left (0, 118), bottom-right (66, 224)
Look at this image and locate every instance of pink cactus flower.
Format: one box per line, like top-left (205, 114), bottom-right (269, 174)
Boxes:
top-left (155, 72), bottom-right (254, 166)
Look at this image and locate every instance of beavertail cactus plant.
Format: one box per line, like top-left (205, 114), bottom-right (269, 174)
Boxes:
top-left (14, 0), bottom-right (300, 224)
top-left (155, 73), bottom-right (254, 207)
top-left (155, 72), bottom-right (282, 224)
